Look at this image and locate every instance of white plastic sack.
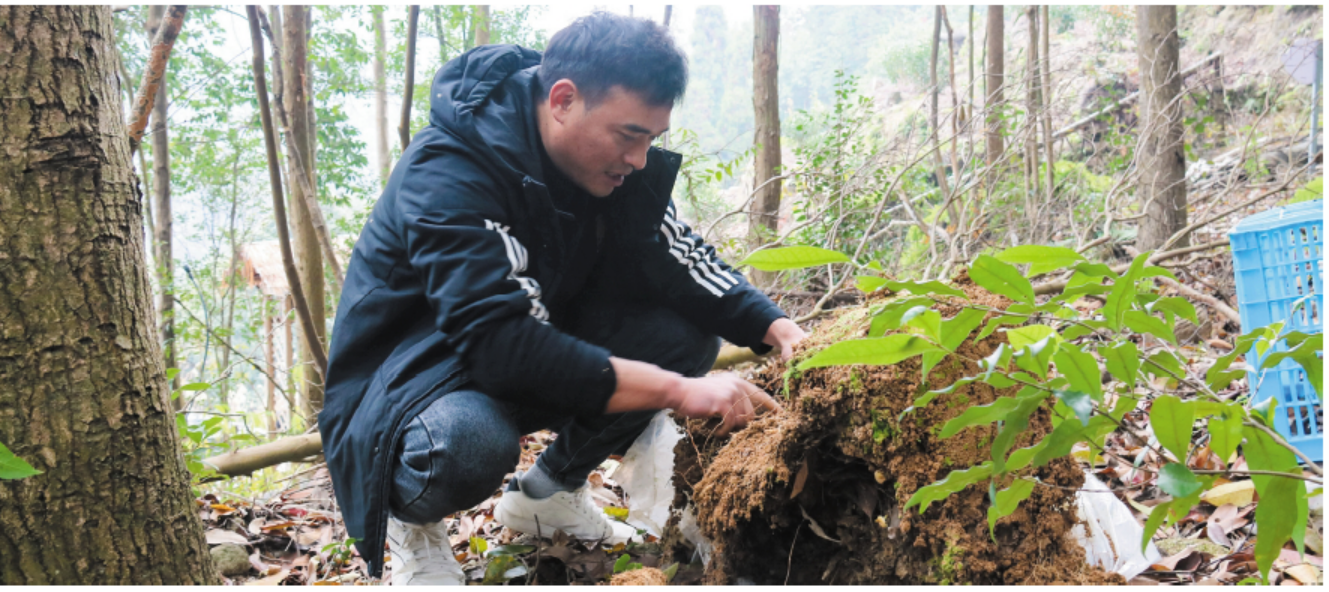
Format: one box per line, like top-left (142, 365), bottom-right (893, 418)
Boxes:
top-left (1072, 472), bottom-right (1161, 579)
top-left (614, 409), bottom-right (686, 538)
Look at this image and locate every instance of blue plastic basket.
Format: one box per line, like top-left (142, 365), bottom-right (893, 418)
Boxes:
top-left (1229, 199), bottom-right (1323, 463)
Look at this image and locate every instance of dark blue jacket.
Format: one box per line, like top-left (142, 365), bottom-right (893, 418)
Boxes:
top-left (319, 45), bottom-right (785, 577)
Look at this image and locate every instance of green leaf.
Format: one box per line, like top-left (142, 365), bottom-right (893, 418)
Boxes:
top-left (903, 307), bottom-right (942, 342)
top-left (0, 442), bottom-right (42, 480)
top-left (939, 308), bottom-right (986, 352)
top-left (969, 255), bottom-right (1035, 304)
top-left (739, 246), bottom-right (851, 271)
top-left (487, 544), bottom-right (536, 557)
top-left (1140, 266), bottom-right (1178, 281)
top-left (991, 389), bottom-right (1046, 473)
top-left (469, 536), bottom-right (488, 556)
top-left (1151, 395), bottom-right (1195, 461)
top-left (1157, 463), bottom-right (1203, 498)
top-left (856, 275), bottom-right (888, 293)
top-left (1101, 341), bottom-right (1140, 386)
top-left (1149, 297), bottom-right (1200, 326)
top-left (1208, 412), bottom-right (1244, 462)
top-left (1124, 310), bottom-right (1178, 345)
top-left (1055, 390), bottom-right (1094, 427)
top-left (662, 563), bottom-right (679, 583)
top-left (1140, 500), bottom-right (1173, 553)
top-left (868, 296), bottom-right (934, 336)
top-left (1006, 325), bottom-right (1055, 350)
top-left (1103, 252), bottom-right (1149, 331)
top-left (882, 279), bottom-right (967, 299)
top-left (994, 245), bottom-right (1087, 277)
top-left (940, 390), bottom-right (1049, 439)
top-left (180, 382), bottom-right (212, 391)
top-left (1013, 336), bottom-right (1058, 379)
top-left (165, 367), bottom-right (181, 382)
top-left (1260, 333), bottom-right (1323, 398)
top-left (483, 554), bottom-right (525, 584)
top-left (798, 335), bottom-right (942, 370)
top-left (613, 553), bottom-right (633, 574)
top-left (1293, 176), bottom-right (1323, 203)
top-left (986, 478), bottom-right (1037, 539)
top-left (905, 462), bottom-right (994, 513)
top-left (977, 314), bottom-right (1026, 340)
top-left (1070, 262), bottom-right (1119, 280)
top-left (1142, 351), bottom-right (1186, 383)
top-left (1053, 343), bottom-right (1102, 402)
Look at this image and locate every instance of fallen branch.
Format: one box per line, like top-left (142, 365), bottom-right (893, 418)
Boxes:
top-left (712, 344), bottom-right (766, 371)
top-left (1052, 52), bottom-right (1222, 141)
top-left (126, 5), bottom-right (188, 155)
top-left (1156, 276), bottom-right (1241, 329)
top-left (202, 432), bottom-right (323, 477)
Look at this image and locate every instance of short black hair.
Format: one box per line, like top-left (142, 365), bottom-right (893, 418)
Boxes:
top-left (540, 12), bottom-right (688, 108)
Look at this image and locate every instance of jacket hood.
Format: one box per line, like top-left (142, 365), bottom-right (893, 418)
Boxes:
top-left (428, 44), bottom-right (546, 183)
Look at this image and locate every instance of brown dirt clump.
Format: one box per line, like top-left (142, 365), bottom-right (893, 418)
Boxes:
top-left (674, 280), bottom-right (1124, 585)
top-left (609, 568), bottom-right (668, 586)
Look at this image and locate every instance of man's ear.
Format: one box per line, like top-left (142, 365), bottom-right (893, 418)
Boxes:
top-left (547, 79), bottom-right (579, 123)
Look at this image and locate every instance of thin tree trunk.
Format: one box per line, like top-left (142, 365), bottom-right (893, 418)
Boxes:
top-left (749, 5), bottom-right (781, 288)
top-left (1025, 6), bottom-right (1040, 234)
top-left (1135, 5), bottom-right (1188, 251)
top-left (281, 5), bottom-right (328, 415)
top-left (0, 6), bottom-right (217, 583)
top-left (218, 154), bottom-right (241, 408)
top-left (126, 5), bottom-right (186, 155)
top-left (400, 5), bottom-right (420, 151)
top-left (432, 6), bottom-right (447, 61)
top-left (264, 297), bottom-right (277, 438)
top-left (664, 5), bottom-right (672, 27)
top-left (968, 6), bottom-right (974, 119)
top-left (373, 6), bottom-right (389, 186)
top-left (942, 7), bottom-right (961, 225)
top-left (985, 5), bottom-right (1004, 167)
top-left (929, 7), bottom-right (951, 199)
top-left (1040, 5), bottom-right (1055, 206)
top-left (283, 294), bottom-right (294, 426)
top-left (247, 7), bottom-right (328, 396)
top-left (474, 5), bottom-right (490, 46)
top-left (146, 5), bottom-right (181, 403)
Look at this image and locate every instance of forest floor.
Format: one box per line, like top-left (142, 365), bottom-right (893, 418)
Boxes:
top-left (200, 164), bottom-right (1323, 585)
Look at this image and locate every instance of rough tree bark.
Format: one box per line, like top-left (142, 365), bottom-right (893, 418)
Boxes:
top-left (125, 5), bottom-right (186, 155)
top-left (750, 5), bottom-right (781, 288)
top-left (282, 5), bottom-right (328, 416)
top-left (372, 5), bottom-right (389, 186)
top-left (985, 5), bottom-right (1004, 167)
top-left (146, 5), bottom-right (181, 403)
top-left (474, 5), bottom-right (490, 46)
top-left (1135, 5), bottom-right (1188, 251)
top-left (0, 5), bottom-right (217, 584)
top-left (1024, 6), bottom-right (1040, 232)
top-left (1040, 5), bottom-right (1054, 206)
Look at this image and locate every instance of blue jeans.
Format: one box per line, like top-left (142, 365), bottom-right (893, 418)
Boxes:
top-left (388, 298), bottom-right (721, 524)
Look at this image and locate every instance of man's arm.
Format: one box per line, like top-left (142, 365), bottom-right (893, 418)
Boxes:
top-left (603, 357), bottom-right (782, 437)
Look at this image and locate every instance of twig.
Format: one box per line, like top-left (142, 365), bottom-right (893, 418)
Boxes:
top-left (1156, 276), bottom-right (1241, 328)
top-left (784, 522), bottom-right (802, 585)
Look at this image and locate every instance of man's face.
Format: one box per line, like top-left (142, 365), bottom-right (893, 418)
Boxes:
top-left (541, 82), bottom-right (672, 198)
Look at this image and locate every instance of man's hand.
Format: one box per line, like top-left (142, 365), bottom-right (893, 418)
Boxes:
top-left (762, 317), bottom-right (807, 361)
top-left (666, 374), bottom-right (783, 437)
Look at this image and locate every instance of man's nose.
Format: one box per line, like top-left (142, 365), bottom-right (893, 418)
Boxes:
top-left (625, 142), bottom-right (648, 171)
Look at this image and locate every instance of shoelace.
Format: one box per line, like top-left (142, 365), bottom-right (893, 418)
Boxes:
top-left (395, 519), bottom-right (447, 564)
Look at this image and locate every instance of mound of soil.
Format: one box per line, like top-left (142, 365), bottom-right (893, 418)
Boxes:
top-left (672, 280), bottom-right (1123, 585)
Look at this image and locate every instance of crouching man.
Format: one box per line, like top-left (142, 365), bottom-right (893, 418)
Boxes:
top-left (319, 12), bottom-right (804, 585)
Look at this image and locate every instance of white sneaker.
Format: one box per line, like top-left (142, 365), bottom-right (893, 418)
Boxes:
top-left (386, 515), bottom-right (465, 585)
top-left (493, 479), bottom-right (639, 546)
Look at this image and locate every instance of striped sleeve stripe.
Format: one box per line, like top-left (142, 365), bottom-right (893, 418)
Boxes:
top-left (657, 207), bottom-right (740, 298)
top-left (665, 214), bottom-right (738, 289)
top-left (485, 220), bottom-right (550, 323)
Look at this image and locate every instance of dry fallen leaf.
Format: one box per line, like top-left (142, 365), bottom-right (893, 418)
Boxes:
top-left (1284, 564), bottom-right (1321, 585)
top-left (1202, 480), bottom-right (1256, 507)
top-left (206, 529), bottom-right (250, 546)
top-left (246, 569), bottom-right (290, 586)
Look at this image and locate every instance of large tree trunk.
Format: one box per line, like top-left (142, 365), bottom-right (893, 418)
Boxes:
top-left (282, 6), bottom-right (327, 417)
top-left (749, 5), bottom-right (781, 288)
top-left (372, 6), bottom-right (389, 186)
top-left (146, 5), bottom-right (180, 403)
top-left (0, 6), bottom-right (217, 584)
top-left (1135, 5), bottom-right (1188, 251)
top-left (474, 5), bottom-right (490, 46)
top-left (985, 5), bottom-right (1004, 167)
